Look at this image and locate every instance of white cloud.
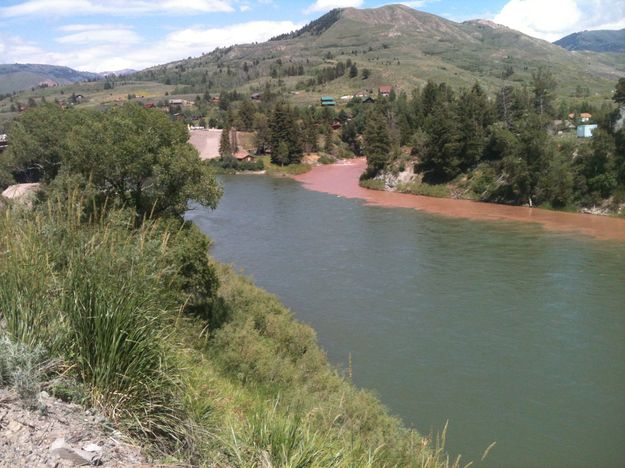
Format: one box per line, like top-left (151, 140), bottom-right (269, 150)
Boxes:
top-left (56, 24), bottom-right (141, 44)
top-left (304, 0), bottom-right (363, 15)
top-left (0, 20), bottom-right (302, 72)
top-left (0, 0), bottom-right (235, 17)
top-left (494, 0), bottom-right (625, 41)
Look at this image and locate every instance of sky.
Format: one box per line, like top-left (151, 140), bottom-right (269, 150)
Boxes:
top-left (0, 0), bottom-right (623, 72)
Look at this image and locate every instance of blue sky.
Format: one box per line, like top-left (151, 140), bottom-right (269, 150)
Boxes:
top-left (0, 0), bottom-right (623, 72)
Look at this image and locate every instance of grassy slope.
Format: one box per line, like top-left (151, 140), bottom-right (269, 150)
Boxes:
top-left (132, 5), bottom-right (622, 104)
top-left (0, 199), bottom-right (464, 467)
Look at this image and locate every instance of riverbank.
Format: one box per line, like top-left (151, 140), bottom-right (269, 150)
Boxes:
top-left (293, 158), bottom-right (625, 242)
top-left (0, 199), bottom-right (459, 467)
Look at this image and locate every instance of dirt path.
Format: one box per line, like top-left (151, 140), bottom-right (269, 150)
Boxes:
top-left (293, 158), bottom-right (625, 242)
top-left (189, 129), bottom-right (222, 160)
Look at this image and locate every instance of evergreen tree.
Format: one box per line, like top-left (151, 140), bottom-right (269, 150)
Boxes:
top-left (363, 109), bottom-right (391, 177)
top-left (219, 126), bottom-right (232, 157)
top-left (531, 67), bottom-right (557, 116)
top-left (420, 101), bottom-right (463, 182)
top-left (269, 101), bottom-right (303, 165)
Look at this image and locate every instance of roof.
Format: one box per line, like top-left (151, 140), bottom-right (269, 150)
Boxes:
top-left (233, 151), bottom-right (254, 160)
top-left (321, 96), bottom-right (335, 101)
top-left (168, 99), bottom-right (184, 104)
top-left (379, 85), bottom-right (393, 93)
top-left (580, 112), bottom-right (592, 118)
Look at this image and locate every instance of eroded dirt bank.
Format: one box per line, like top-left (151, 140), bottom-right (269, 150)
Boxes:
top-left (293, 158), bottom-right (625, 242)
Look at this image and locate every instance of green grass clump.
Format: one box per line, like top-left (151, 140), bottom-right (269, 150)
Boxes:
top-left (397, 181), bottom-right (452, 198)
top-left (258, 155), bottom-right (312, 176)
top-left (0, 195), bottom-right (194, 454)
top-left (359, 178), bottom-right (385, 191)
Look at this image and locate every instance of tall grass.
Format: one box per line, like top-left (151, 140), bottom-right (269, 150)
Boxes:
top-left (0, 195), bottom-right (192, 453)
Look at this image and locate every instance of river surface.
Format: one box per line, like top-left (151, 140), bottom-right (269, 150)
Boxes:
top-left (186, 168), bottom-right (625, 468)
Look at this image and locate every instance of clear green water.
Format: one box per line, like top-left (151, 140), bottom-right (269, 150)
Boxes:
top-left (187, 175), bottom-right (625, 468)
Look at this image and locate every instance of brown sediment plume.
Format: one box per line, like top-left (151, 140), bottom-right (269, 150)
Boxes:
top-left (293, 158), bottom-right (625, 242)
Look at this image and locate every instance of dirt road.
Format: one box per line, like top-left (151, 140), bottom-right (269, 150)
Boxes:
top-left (189, 129), bottom-right (222, 160)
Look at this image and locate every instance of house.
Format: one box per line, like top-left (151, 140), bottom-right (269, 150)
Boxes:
top-left (168, 99), bottom-right (185, 106)
top-left (362, 96), bottom-right (376, 104)
top-left (38, 79), bottom-right (58, 88)
top-left (143, 103), bottom-right (156, 109)
top-left (579, 112), bottom-right (592, 123)
top-left (251, 93), bottom-right (262, 101)
top-left (331, 120), bottom-right (342, 130)
top-left (379, 85), bottom-right (393, 97)
top-left (354, 90), bottom-right (369, 98)
top-left (577, 124), bottom-right (598, 138)
top-left (320, 96), bottom-right (336, 107)
top-left (233, 151), bottom-right (255, 163)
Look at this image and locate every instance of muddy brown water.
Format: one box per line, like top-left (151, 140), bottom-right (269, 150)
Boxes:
top-left (293, 158), bottom-right (625, 242)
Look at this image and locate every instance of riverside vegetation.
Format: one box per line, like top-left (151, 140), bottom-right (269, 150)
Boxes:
top-left (0, 103), bottom-right (467, 466)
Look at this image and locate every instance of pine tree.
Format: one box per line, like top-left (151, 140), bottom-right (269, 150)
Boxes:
top-left (219, 126), bottom-right (232, 157)
top-left (363, 109), bottom-right (391, 177)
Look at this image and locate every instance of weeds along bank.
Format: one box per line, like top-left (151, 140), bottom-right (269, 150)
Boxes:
top-left (0, 195), bottom-right (461, 467)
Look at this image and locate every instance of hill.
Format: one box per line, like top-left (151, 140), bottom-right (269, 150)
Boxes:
top-left (554, 28), bottom-right (625, 52)
top-left (0, 64), bottom-right (99, 94)
top-left (132, 4), bottom-right (624, 101)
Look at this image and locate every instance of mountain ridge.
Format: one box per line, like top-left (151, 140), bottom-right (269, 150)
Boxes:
top-left (0, 63), bottom-right (99, 94)
top-left (554, 28), bottom-right (625, 52)
top-left (132, 4), bottom-right (623, 101)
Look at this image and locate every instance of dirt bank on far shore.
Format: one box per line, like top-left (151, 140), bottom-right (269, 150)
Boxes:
top-left (293, 158), bottom-right (625, 242)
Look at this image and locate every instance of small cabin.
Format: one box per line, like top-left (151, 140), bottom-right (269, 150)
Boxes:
top-left (320, 96), bottom-right (336, 107)
top-left (233, 151), bottom-right (255, 163)
top-left (379, 85), bottom-right (393, 97)
top-left (579, 112), bottom-right (592, 123)
top-left (577, 124), bottom-right (598, 138)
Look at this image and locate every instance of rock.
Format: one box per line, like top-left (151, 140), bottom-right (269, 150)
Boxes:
top-left (50, 437), bottom-right (93, 466)
top-left (82, 443), bottom-right (101, 452)
top-left (6, 420), bottom-right (22, 433)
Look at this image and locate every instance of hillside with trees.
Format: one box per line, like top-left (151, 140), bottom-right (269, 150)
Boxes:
top-left (130, 5), bottom-right (623, 101)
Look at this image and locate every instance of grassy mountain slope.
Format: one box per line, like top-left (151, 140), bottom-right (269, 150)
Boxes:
top-left (132, 4), bottom-right (624, 101)
top-left (554, 28), bottom-right (625, 52)
top-left (0, 64), bottom-right (99, 94)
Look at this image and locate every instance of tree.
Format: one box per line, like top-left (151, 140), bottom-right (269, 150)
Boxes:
top-left (5, 104), bottom-right (83, 183)
top-left (531, 67), bottom-right (557, 116)
top-left (349, 63), bottom-right (358, 78)
top-left (62, 103), bottom-right (221, 217)
top-left (269, 101), bottom-right (303, 165)
top-left (361, 68), bottom-right (371, 80)
top-left (613, 77), bottom-right (625, 106)
top-left (219, 126), bottom-right (232, 156)
top-left (274, 141), bottom-right (290, 166)
top-left (363, 109), bottom-right (391, 177)
top-left (420, 102), bottom-right (463, 182)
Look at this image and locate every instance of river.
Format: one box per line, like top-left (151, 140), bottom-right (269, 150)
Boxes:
top-left (186, 166), bottom-right (625, 467)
